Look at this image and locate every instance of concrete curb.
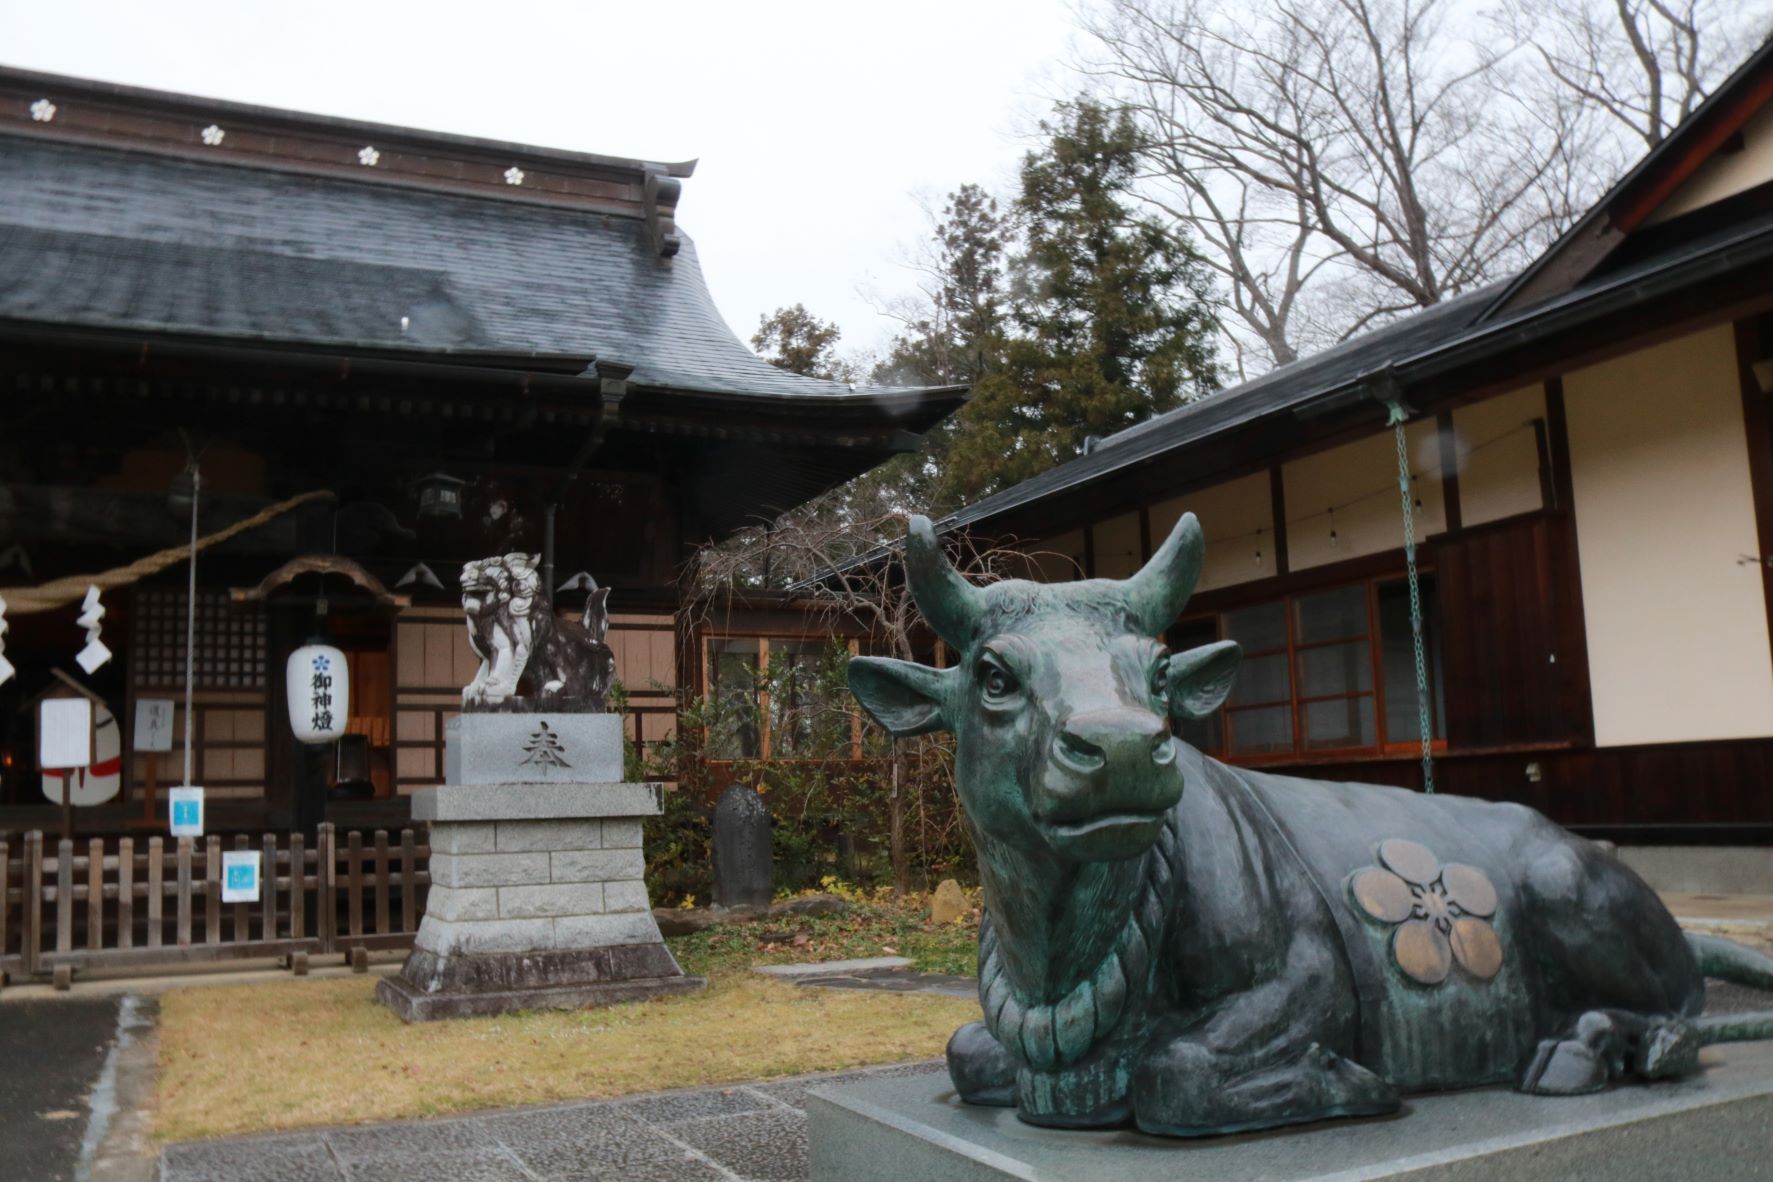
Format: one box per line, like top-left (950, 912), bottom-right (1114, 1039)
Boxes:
top-left (755, 957), bottom-right (913, 979)
top-left (85, 995), bottom-right (159, 1182)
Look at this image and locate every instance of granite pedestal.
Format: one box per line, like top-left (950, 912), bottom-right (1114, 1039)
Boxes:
top-left (378, 714), bottom-right (703, 1021)
top-left (808, 1042), bottom-right (1773, 1181)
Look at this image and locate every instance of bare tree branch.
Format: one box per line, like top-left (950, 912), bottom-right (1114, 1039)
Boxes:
top-left (1077, 0), bottom-right (1770, 374)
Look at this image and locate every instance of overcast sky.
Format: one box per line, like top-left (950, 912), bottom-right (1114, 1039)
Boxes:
top-left (3, 0), bottom-right (1082, 360)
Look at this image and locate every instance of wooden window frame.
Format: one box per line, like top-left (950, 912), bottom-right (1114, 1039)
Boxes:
top-left (1185, 573), bottom-right (1448, 765)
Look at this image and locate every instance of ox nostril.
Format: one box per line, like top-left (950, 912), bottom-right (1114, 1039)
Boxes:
top-left (1054, 728), bottom-right (1106, 773)
top-left (1152, 734), bottom-right (1177, 766)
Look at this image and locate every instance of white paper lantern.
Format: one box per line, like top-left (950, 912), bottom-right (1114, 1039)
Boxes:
top-left (287, 643), bottom-right (349, 744)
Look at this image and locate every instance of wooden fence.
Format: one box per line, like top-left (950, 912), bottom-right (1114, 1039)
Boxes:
top-left (0, 824), bottom-right (429, 989)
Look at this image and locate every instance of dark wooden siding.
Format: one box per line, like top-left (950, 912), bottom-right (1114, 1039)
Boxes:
top-left (1434, 514), bottom-right (1591, 748)
top-left (1280, 738), bottom-right (1773, 839)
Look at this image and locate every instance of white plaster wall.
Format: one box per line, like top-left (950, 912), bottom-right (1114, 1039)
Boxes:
top-left (1283, 422), bottom-right (1447, 571)
top-left (1564, 325), bottom-right (1773, 745)
top-left (1094, 511), bottom-right (1144, 579)
top-left (1452, 385), bottom-right (1547, 528)
top-left (1649, 101), bottom-right (1773, 225)
top-left (1151, 471), bottom-right (1275, 593)
top-left (1024, 529), bottom-right (1085, 583)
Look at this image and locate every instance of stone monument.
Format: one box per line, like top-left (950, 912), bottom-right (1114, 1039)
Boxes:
top-left (839, 513), bottom-right (1773, 1138)
top-left (712, 783), bottom-right (772, 909)
top-left (377, 557), bottom-right (702, 1021)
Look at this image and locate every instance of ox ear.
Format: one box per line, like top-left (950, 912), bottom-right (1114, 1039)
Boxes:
top-left (1167, 640), bottom-right (1241, 721)
top-left (848, 656), bottom-right (954, 737)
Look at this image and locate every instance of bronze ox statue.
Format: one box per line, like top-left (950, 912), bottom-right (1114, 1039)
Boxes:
top-left (847, 512), bottom-right (1773, 1136)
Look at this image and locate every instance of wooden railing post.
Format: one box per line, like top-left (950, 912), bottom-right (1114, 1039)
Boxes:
top-left (318, 824), bottom-right (336, 955)
top-left (0, 838), bottom-right (8, 982)
top-left (52, 838), bottom-right (74, 989)
top-left (399, 828), bottom-right (416, 935)
top-left (231, 834), bottom-right (249, 943)
top-left (204, 835), bottom-right (221, 946)
top-left (87, 837), bottom-right (103, 952)
top-left (118, 838), bottom-right (134, 951)
top-left (24, 832), bottom-right (42, 976)
top-left (176, 837), bottom-right (193, 948)
top-left (373, 830), bottom-right (391, 936)
top-left (290, 832), bottom-right (306, 942)
top-left (55, 838), bottom-right (73, 955)
top-left (347, 830), bottom-right (364, 941)
top-left (262, 833), bottom-right (278, 942)
top-left (147, 837), bottom-right (164, 949)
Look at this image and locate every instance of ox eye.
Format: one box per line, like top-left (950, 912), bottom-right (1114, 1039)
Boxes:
top-left (978, 657), bottom-right (1019, 703)
top-left (1150, 663), bottom-right (1169, 701)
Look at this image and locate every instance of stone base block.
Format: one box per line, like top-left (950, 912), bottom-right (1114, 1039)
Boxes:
top-left (376, 969), bottom-right (704, 1022)
top-left (412, 782), bottom-right (661, 824)
top-left (445, 713), bottom-right (623, 785)
top-left (808, 1042), bottom-right (1773, 1182)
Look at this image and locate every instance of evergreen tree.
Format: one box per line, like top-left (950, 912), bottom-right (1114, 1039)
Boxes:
top-left (941, 100), bottom-right (1219, 503)
top-left (751, 304), bottom-right (858, 382)
top-left (874, 184), bottom-right (1010, 389)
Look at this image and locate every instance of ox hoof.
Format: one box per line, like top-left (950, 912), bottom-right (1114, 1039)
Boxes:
top-left (1520, 1038), bottom-right (1608, 1095)
top-left (1640, 1019), bottom-right (1700, 1080)
top-left (1132, 1040), bottom-right (1398, 1136)
top-left (947, 1022), bottom-right (1016, 1107)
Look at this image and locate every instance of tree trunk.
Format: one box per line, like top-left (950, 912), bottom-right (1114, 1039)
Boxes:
top-left (889, 744), bottom-right (910, 898)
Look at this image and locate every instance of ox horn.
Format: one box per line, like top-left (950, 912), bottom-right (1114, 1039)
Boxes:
top-left (903, 514), bottom-right (980, 648)
top-left (1122, 511), bottom-right (1205, 636)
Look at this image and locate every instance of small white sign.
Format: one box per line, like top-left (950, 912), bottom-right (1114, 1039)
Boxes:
top-left (221, 851), bottom-right (261, 903)
top-left (168, 786), bottom-right (205, 838)
top-left (39, 697), bottom-right (93, 769)
top-left (134, 699), bottom-right (175, 753)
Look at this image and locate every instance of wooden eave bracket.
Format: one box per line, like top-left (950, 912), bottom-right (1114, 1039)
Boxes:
top-left (644, 169), bottom-right (682, 258)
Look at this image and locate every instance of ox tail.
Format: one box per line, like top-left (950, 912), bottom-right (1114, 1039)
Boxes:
top-left (1685, 932), bottom-right (1773, 1046)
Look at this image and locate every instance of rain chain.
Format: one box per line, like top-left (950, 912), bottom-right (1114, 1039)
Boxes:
top-left (1386, 400), bottom-right (1435, 794)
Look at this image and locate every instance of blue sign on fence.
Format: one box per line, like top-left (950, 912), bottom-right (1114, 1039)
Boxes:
top-left (222, 851), bottom-right (261, 904)
top-left (168, 786), bottom-right (204, 838)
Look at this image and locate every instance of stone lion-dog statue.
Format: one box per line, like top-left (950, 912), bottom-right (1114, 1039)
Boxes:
top-left (846, 512), bottom-right (1773, 1137)
top-left (460, 554), bottom-right (614, 712)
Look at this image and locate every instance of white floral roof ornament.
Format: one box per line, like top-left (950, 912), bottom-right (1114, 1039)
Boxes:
top-left (200, 124), bottom-right (225, 146)
top-left (358, 145), bottom-right (380, 167)
top-left (29, 98), bottom-right (56, 123)
top-left (503, 166), bottom-right (524, 186)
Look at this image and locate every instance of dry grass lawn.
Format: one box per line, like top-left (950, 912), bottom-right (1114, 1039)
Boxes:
top-left (154, 971), bottom-right (977, 1142)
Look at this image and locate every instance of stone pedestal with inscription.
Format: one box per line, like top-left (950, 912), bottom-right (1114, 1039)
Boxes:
top-left (377, 713), bottom-right (704, 1022)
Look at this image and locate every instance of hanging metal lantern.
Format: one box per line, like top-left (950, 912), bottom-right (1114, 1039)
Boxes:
top-left (414, 472), bottom-right (467, 520)
top-left (287, 642), bottom-right (349, 744)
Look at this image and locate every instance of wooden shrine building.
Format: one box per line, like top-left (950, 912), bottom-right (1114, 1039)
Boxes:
top-left (0, 67), bottom-right (964, 837)
top-left (909, 37), bottom-right (1773, 864)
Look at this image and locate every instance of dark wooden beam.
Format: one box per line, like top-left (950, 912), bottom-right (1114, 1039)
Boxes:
top-left (1541, 377), bottom-right (1595, 747)
top-left (1543, 378), bottom-right (1577, 516)
top-left (1436, 411), bottom-right (1462, 534)
top-left (1268, 466), bottom-right (1290, 577)
top-left (1732, 317), bottom-right (1773, 652)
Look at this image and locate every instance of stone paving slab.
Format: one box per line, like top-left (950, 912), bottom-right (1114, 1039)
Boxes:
top-left (158, 1060), bottom-right (948, 1182)
top-left (790, 969), bottom-right (977, 999)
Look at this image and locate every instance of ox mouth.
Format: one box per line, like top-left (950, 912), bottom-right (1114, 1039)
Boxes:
top-left (1046, 810), bottom-right (1168, 840)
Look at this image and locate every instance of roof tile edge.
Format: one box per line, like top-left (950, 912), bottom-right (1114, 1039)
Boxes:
top-left (0, 64), bottom-right (692, 231)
